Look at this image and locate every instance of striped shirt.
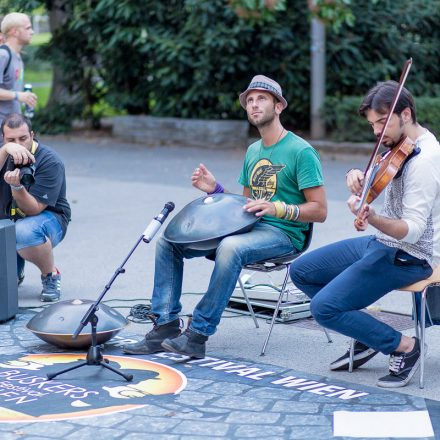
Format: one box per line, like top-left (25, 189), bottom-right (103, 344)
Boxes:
top-left (376, 130), bottom-right (440, 267)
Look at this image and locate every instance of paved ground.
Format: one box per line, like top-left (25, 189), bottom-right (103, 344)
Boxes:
top-left (2, 133), bottom-right (440, 438)
top-left (0, 314), bottom-right (438, 439)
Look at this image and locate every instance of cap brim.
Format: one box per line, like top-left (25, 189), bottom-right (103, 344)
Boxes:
top-left (239, 88), bottom-right (288, 110)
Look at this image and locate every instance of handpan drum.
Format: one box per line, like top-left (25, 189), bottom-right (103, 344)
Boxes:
top-left (163, 193), bottom-right (260, 251)
top-left (26, 299), bottom-right (128, 349)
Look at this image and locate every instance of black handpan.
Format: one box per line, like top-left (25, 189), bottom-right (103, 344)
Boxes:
top-left (163, 193), bottom-right (260, 251)
top-left (26, 299), bottom-right (128, 348)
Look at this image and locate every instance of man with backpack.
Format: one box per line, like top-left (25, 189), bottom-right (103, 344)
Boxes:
top-left (0, 12), bottom-right (37, 139)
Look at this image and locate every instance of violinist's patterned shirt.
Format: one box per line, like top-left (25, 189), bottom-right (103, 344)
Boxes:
top-left (376, 130), bottom-right (440, 267)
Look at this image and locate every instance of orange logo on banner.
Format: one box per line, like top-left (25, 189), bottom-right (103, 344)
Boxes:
top-left (0, 353), bottom-right (186, 422)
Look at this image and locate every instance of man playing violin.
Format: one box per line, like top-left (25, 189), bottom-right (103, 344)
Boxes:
top-left (290, 80), bottom-right (440, 388)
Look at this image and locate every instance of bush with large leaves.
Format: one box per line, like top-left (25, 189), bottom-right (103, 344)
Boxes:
top-left (3, 0), bottom-right (440, 137)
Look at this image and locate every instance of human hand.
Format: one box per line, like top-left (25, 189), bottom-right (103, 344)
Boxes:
top-left (346, 168), bottom-right (364, 195)
top-left (243, 198), bottom-right (275, 217)
top-left (347, 195), bottom-right (375, 231)
top-left (17, 91), bottom-right (37, 107)
top-left (4, 169), bottom-right (21, 187)
top-left (3, 142), bottom-right (34, 166)
top-left (191, 163), bottom-right (216, 193)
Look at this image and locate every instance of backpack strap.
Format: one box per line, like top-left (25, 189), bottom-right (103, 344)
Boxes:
top-left (0, 44), bottom-right (12, 77)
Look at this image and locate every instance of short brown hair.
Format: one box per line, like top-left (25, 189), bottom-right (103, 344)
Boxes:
top-left (1, 113), bottom-right (32, 136)
top-left (359, 80), bottom-right (417, 123)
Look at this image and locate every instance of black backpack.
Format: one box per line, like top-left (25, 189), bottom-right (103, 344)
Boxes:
top-left (0, 44), bottom-right (12, 76)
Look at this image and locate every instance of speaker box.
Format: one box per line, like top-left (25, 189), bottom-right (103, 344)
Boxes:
top-left (0, 219), bottom-right (18, 322)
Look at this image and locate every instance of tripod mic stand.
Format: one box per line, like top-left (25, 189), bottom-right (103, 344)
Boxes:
top-left (47, 202), bottom-right (175, 382)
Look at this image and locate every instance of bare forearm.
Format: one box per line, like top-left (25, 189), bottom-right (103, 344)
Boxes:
top-left (368, 213), bottom-right (409, 240)
top-left (13, 190), bottom-right (45, 215)
top-left (0, 88), bottom-right (16, 101)
top-left (297, 201), bottom-right (327, 223)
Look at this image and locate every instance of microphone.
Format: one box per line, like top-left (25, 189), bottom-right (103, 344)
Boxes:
top-left (142, 202), bottom-right (175, 243)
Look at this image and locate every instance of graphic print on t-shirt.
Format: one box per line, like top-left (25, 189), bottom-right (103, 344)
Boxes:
top-left (249, 159), bottom-right (285, 200)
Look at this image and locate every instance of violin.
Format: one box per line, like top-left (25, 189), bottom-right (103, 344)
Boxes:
top-left (354, 59), bottom-right (415, 231)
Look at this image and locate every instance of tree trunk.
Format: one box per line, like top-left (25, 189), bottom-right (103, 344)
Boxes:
top-left (46, 0), bottom-right (71, 107)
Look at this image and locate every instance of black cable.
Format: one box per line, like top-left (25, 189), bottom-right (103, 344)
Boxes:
top-left (16, 291), bottom-right (244, 323)
top-left (126, 303), bottom-right (155, 324)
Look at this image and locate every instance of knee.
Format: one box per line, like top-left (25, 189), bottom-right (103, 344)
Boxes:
top-left (289, 258), bottom-right (309, 288)
top-left (15, 220), bottom-right (44, 249)
top-left (156, 236), bottom-right (169, 251)
top-left (215, 236), bottom-right (242, 265)
top-left (310, 296), bottom-right (335, 325)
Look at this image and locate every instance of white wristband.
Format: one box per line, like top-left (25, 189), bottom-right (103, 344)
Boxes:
top-left (10, 184), bottom-right (24, 191)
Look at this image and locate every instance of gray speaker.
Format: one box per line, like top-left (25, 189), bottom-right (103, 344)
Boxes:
top-left (0, 219), bottom-right (18, 322)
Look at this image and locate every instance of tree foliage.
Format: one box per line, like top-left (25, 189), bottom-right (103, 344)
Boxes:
top-left (1, 0), bottom-right (440, 136)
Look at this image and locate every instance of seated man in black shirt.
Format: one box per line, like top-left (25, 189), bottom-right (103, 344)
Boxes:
top-left (0, 113), bottom-right (71, 301)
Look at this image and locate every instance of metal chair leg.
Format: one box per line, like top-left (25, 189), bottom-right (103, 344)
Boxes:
top-left (420, 287), bottom-right (427, 389)
top-left (412, 293), bottom-right (420, 339)
top-left (323, 327), bottom-right (332, 343)
top-left (260, 270), bottom-right (290, 356)
top-left (237, 276), bottom-right (259, 329)
top-left (348, 338), bottom-right (355, 373)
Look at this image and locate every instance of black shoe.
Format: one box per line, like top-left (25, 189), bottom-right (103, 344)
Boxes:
top-left (123, 319), bottom-right (181, 355)
top-left (377, 337), bottom-right (422, 388)
top-left (330, 340), bottom-right (379, 371)
top-left (161, 329), bottom-right (208, 359)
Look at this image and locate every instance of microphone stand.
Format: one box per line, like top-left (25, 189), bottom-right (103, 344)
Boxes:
top-left (47, 203), bottom-right (175, 381)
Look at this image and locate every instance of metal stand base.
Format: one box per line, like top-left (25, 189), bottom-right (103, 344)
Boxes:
top-left (46, 314), bottom-right (133, 382)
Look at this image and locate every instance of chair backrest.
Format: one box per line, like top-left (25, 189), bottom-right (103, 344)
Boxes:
top-left (300, 223), bottom-right (313, 254)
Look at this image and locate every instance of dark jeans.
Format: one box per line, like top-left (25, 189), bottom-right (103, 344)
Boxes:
top-left (290, 236), bottom-right (433, 354)
top-left (151, 222), bottom-right (295, 336)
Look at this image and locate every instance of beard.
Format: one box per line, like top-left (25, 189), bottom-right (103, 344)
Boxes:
top-left (380, 115), bottom-right (405, 149)
top-left (381, 138), bottom-right (398, 149)
top-left (248, 107), bottom-right (276, 128)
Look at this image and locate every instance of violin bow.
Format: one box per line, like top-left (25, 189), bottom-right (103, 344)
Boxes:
top-left (356, 58), bottom-right (413, 211)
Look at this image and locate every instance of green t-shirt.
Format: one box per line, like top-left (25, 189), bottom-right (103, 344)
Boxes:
top-left (238, 131), bottom-right (324, 250)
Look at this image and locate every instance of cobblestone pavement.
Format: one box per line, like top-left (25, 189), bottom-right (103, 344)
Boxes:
top-left (0, 313), bottom-right (438, 439)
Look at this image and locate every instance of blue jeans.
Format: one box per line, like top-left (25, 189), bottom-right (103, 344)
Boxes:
top-left (151, 222), bottom-right (295, 336)
top-left (290, 236), bottom-right (433, 354)
top-left (15, 210), bottom-right (64, 276)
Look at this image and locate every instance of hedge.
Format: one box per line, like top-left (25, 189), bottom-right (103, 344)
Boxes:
top-left (323, 96), bottom-right (440, 142)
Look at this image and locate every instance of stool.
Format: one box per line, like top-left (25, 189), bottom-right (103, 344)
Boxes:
top-left (348, 266), bottom-right (440, 388)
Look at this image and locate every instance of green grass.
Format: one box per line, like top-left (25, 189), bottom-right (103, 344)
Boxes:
top-left (30, 32), bottom-right (51, 46)
top-left (33, 86), bottom-right (51, 109)
top-left (24, 68), bottom-right (52, 108)
top-left (24, 69), bottom-right (52, 84)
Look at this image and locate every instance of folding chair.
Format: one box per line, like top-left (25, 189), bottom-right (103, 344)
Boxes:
top-left (236, 223), bottom-right (333, 356)
top-left (347, 265), bottom-right (440, 388)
